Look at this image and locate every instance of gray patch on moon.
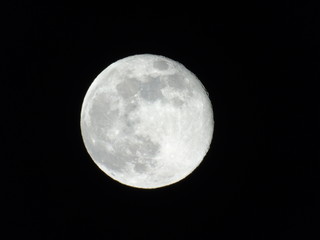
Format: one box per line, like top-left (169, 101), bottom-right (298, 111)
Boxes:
top-left (166, 73), bottom-right (186, 90)
top-left (87, 102), bottom-right (161, 173)
top-left (153, 60), bottom-right (169, 70)
top-left (107, 135), bottom-right (160, 174)
top-left (116, 77), bottom-right (140, 99)
top-left (122, 102), bottom-right (140, 135)
top-left (172, 97), bottom-right (184, 107)
top-left (116, 74), bottom-right (168, 103)
top-left (122, 117), bottom-right (140, 135)
top-left (140, 76), bottom-right (165, 102)
top-left (134, 163), bottom-right (147, 173)
top-left (84, 139), bottom-right (128, 173)
top-left (136, 136), bottom-right (160, 157)
top-left (125, 101), bottom-right (138, 112)
top-left (89, 94), bottom-right (119, 130)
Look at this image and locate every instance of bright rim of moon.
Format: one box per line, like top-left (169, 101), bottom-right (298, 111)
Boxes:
top-left (80, 54), bottom-right (214, 189)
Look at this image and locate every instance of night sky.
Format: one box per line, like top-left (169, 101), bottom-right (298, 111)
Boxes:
top-left (4, 1), bottom-right (319, 239)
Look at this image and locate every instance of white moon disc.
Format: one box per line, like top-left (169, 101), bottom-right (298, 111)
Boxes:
top-left (80, 54), bottom-right (214, 189)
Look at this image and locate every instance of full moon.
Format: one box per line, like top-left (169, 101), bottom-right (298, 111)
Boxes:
top-left (80, 54), bottom-right (214, 189)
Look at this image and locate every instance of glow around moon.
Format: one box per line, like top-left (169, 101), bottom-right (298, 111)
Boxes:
top-left (80, 54), bottom-right (214, 189)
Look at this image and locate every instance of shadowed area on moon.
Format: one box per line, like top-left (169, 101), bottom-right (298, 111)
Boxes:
top-left (80, 54), bottom-right (213, 188)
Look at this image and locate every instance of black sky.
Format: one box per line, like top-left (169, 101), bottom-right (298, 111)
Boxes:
top-left (3, 1), bottom-right (319, 239)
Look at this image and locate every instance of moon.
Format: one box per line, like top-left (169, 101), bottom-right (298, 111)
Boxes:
top-left (80, 54), bottom-right (214, 189)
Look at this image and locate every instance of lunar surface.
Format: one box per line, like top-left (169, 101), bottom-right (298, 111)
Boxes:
top-left (80, 54), bottom-right (214, 189)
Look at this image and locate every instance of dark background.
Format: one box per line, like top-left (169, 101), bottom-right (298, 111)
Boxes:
top-left (3, 1), bottom-right (319, 239)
